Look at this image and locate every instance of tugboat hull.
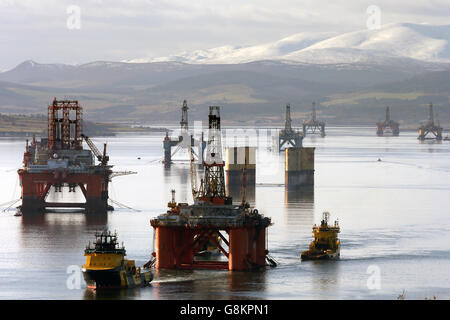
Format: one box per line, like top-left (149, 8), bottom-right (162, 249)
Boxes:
top-left (301, 248), bottom-right (340, 261)
top-left (82, 268), bottom-right (122, 289)
top-left (82, 268), bottom-right (153, 289)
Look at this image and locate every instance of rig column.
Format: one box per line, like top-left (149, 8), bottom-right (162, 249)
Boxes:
top-left (155, 227), bottom-right (176, 269)
top-left (229, 228), bottom-right (249, 271)
top-left (285, 147), bottom-right (315, 187)
top-left (225, 147), bottom-right (256, 202)
top-left (255, 228), bottom-right (267, 266)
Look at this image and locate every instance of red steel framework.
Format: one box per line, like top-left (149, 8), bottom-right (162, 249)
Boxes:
top-left (151, 106), bottom-right (273, 271)
top-left (18, 98), bottom-right (112, 214)
top-left (47, 98), bottom-right (83, 151)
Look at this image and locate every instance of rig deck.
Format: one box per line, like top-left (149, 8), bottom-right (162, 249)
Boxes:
top-left (17, 98), bottom-right (121, 214)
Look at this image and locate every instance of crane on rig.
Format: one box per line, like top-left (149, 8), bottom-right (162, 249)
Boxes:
top-left (81, 134), bottom-right (136, 180)
top-left (81, 134), bottom-right (109, 165)
top-left (189, 144), bottom-right (200, 200)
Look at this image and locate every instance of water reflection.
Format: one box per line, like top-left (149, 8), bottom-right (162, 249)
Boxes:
top-left (308, 260), bottom-right (341, 297)
top-left (162, 165), bottom-right (191, 202)
top-left (19, 212), bottom-right (109, 261)
top-left (284, 186), bottom-right (315, 234)
top-left (150, 268), bottom-right (267, 299)
top-left (226, 185), bottom-right (255, 205)
top-left (84, 287), bottom-right (142, 300)
top-left (418, 139), bottom-right (442, 147)
top-left (21, 211), bottom-right (108, 227)
top-left (284, 186), bottom-right (314, 204)
top-left (226, 270), bottom-right (267, 299)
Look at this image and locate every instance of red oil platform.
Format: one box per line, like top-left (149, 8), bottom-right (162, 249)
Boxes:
top-left (151, 106), bottom-right (274, 271)
top-left (17, 98), bottom-right (133, 214)
top-left (376, 106), bottom-right (399, 136)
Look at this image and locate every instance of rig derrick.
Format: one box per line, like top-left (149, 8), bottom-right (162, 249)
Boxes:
top-left (279, 103), bottom-right (303, 151)
top-left (302, 102), bottom-right (325, 137)
top-left (151, 106), bottom-right (274, 271)
top-left (163, 100), bottom-right (206, 167)
top-left (376, 106), bottom-right (400, 136)
top-left (418, 103), bottom-right (443, 141)
top-left (17, 98), bottom-right (133, 214)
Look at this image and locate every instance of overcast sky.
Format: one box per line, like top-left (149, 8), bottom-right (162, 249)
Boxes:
top-left (0, 0), bottom-right (449, 70)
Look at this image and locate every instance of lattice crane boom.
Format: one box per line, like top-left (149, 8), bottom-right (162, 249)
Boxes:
top-left (80, 134), bottom-right (109, 165)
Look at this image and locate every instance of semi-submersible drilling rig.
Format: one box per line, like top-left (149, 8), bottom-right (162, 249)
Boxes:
top-left (18, 98), bottom-right (132, 214)
top-left (151, 106), bottom-right (274, 271)
top-left (376, 106), bottom-right (399, 136)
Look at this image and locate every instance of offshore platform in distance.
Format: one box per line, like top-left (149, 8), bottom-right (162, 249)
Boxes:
top-left (303, 101), bottom-right (325, 137)
top-left (376, 106), bottom-right (399, 136)
top-left (278, 103), bottom-right (303, 151)
top-left (418, 103), bottom-right (443, 141)
top-left (163, 100), bottom-right (206, 168)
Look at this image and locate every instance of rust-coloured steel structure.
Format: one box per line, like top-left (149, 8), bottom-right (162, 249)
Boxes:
top-left (151, 106), bottom-right (273, 271)
top-left (376, 106), bottom-right (399, 136)
top-left (17, 98), bottom-right (113, 214)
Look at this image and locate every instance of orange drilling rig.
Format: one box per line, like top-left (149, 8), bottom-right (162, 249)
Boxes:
top-left (17, 98), bottom-right (133, 214)
top-left (151, 106), bottom-right (274, 271)
top-left (376, 106), bottom-right (399, 136)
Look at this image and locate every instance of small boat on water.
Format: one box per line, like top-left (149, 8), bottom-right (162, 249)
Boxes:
top-left (194, 232), bottom-right (222, 257)
top-left (82, 230), bottom-right (153, 289)
top-left (301, 212), bottom-right (340, 261)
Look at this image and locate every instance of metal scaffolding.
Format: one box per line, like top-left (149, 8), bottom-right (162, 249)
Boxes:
top-left (279, 103), bottom-right (303, 151)
top-left (303, 101), bottom-right (325, 137)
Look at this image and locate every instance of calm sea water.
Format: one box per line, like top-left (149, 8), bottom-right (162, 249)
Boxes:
top-left (0, 127), bottom-right (449, 300)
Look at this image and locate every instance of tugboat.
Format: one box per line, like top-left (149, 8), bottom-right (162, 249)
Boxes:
top-left (301, 212), bottom-right (340, 260)
top-left (82, 230), bottom-right (153, 289)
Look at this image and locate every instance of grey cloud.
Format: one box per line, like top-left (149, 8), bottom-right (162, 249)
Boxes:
top-left (0, 0), bottom-right (449, 70)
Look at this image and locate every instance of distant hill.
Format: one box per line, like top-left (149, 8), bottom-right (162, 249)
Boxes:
top-left (0, 23), bottom-right (449, 126)
top-left (128, 23), bottom-right (450, 64)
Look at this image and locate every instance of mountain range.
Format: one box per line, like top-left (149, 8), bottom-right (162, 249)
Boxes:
top-left (0, 23), bottom-right (449, 126)
top-left (127, 23), bottom-right (450, 65)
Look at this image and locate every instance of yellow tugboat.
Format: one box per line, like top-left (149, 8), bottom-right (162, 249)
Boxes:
top-left (82, 230), bottom-right (153, 289)
top-left (301, 212), bottom-right (340, 260)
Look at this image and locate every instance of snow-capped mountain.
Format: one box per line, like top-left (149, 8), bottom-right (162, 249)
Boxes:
top-left (128, 32), bottom-right (334, 64)
top-left (126, 23), bottom-right (450, 64)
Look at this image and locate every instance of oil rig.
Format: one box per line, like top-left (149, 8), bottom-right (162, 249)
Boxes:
top-left (418, 103), bottom-right (443, 141)
top-left (302, 101), bottom-right (325, 137)
top-left (279, 103), bottom-right (303, 151)
top-left (376, 106), bottom-right (399, 136)
top-left (17, 98), bottom-right (133, 214)
top-left (163, 100), bottom-right (206, 168)
top-left (151, 106), bottom-right (274, 271)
